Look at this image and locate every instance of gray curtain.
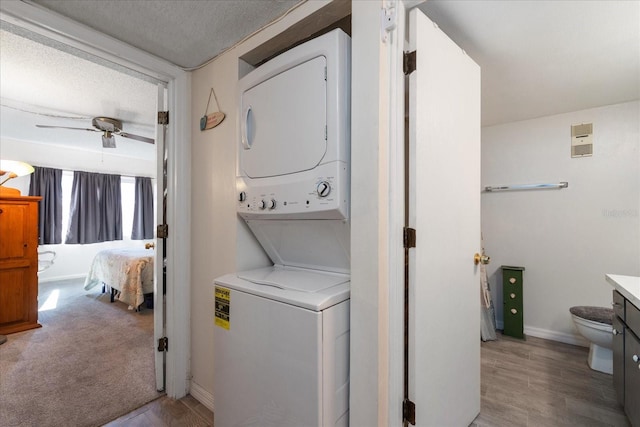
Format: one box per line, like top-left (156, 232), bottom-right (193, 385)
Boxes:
top-left (99, 173), bottom-right (123, 242)
top-left (65, 171), bottom-right (122, 244)
top-left (28, 166), bottom-right (63, 245)
top-left (131, 176), bottom-right (154, 240)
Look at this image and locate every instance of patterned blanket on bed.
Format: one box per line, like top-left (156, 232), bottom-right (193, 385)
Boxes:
top-left (84, 248), bottom-right (154, 308)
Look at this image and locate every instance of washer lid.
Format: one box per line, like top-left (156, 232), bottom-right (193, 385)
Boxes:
top-left (245, 219), bottom-right (350, 274)
top-left (215, 266), bottom-right (350, 311)
top-left (238, 266), bottom-right (348, 291)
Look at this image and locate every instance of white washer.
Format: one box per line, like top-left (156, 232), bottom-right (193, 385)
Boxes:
top-left (214, 267), bottom-right (350, 427)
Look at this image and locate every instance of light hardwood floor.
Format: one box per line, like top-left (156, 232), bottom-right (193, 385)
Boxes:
top-left (103, 394), bottom-right (214, 427)
top-left (104, 334), bottom-right (628, 427)
top-left (473, 333), bottom-right (627, 427)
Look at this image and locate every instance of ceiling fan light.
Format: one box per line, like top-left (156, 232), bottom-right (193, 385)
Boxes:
top-left (102, 133), bottom-right (116, 148)
top-left (93, 117), bottom-right (121, 132)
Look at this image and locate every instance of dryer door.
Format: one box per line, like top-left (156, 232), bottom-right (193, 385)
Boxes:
top-left (240, 56), bottom-right (327, 178)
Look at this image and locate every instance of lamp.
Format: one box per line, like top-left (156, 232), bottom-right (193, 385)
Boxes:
top-left (0, 160), bottom-right (35, 196)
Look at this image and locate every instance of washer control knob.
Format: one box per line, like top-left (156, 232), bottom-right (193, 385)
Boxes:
top-left (258, 200), bottom-right (266, 210)
top-left (317, 181), bottom-right (331, 198)
top-left (239, 191), bottom-right (247, 202)
top-left (267, 199), bottom-right (276, 210)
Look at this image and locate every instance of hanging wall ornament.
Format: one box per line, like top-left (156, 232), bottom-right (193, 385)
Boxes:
top-left (200, 88), bottom-right (225, 130)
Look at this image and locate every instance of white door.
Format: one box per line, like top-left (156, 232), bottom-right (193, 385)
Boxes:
top-left (407, 8), bottom-right (481, 426)
top-left (154, 84), bottom-right (167, 391)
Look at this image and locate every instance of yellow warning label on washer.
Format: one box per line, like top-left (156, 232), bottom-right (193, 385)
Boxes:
top-left (215, 286), bottom-right (230, 330)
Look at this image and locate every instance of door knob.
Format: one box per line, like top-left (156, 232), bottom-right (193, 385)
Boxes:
top-left (474, 253), bottom-right (491, 265)
top-left (145, 242), bottom-right (155, 249)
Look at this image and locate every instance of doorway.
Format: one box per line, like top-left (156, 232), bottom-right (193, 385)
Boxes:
top-left (0, 2), bottom-right (190, 418)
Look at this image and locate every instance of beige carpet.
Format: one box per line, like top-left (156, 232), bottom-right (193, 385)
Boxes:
top-left (0, 278), bottom-right (162, 427)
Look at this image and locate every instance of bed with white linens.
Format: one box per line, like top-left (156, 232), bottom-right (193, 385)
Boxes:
top-left (83, 248), bottom-right (154, 310)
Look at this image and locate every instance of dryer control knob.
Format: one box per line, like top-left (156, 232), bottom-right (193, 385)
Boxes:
top-left (258, 200), bottom-right (266, 210)
top-left (267, 199), bottom-right (276, 210)
top-left (317, 181), bottom-right (331, 198)
top-left (239, 191), bottom-right (247, 202)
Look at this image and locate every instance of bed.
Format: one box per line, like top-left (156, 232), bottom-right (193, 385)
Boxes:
top-left (83, 248), bottom-right (154, 310)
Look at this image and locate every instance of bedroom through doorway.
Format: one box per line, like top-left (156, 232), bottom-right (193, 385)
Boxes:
top-left (0, 22), bottom-right (167, 424)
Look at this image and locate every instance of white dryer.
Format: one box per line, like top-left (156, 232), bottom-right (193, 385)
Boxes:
top-left (214, 28), bottom-right (351, 427)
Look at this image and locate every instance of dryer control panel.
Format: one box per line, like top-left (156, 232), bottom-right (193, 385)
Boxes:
top-left (237, 161), bottom-right (348, 220)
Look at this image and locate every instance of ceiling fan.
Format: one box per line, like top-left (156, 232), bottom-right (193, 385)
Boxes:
top-left (36, 117), bottom-right (155, 148)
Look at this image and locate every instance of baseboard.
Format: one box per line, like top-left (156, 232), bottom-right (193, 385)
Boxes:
top-left (189, 380), bottom-right (214, 413)
top-left (495, 320), bottom-right (588, 347)
top-left (38, 273), bottom-right (86, 283)
top-left (524, 325), bottom-right (589, 348)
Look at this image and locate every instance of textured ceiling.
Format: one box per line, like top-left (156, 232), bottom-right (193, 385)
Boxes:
top-left (30, 0), bottom-right (303, 69)
top-left (0, 29), bottom-right (157, 125)
top-left (1, 0), bottom-right (303, 159)
top-left (1, 0), bottom-right (638, 161)
top-left (0, 28), bottom-right (158, 159)
top-left (420, 0), bottom-right (640, 126)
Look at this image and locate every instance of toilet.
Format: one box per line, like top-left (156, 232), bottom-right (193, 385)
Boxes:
top-left (570, 306), bottom-right (614, 374)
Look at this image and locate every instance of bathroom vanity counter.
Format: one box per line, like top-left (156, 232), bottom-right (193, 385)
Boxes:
top-left (606, 274), bottom-right (640, 308)
top-left (607, 274), bottom-right (640, 427)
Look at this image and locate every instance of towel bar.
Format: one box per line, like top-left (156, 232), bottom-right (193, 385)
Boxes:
top-left (484, 182), bottom-right (568, 192)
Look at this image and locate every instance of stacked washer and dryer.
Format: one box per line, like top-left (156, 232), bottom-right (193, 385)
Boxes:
top-left (213, 29), bottom-right (351, 427)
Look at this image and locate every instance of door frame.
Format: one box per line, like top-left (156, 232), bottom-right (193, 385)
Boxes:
top-left (0, 2), bottom-right (192, 399)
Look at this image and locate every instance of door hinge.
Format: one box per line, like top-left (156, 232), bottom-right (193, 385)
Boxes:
top-left (403, 398), bottom-right (416, 425)
top-left (157, 111), bottom-right (169, 125)
top-left (403, 227), bottom-right (416, 248)
top-left (157, 337), bottom-right (168, 352)
top-left (157, 224), bottom-right (169, 238)
top-left (403, 51), bottom-right (417, 75)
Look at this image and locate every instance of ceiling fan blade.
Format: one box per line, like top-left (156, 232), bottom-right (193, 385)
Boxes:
top-left (118, 131), bottom-right (155, 144)
top-left (36, 124), bottom-right (99, 132)
top-left (102, 134), bottom-right (116, 148)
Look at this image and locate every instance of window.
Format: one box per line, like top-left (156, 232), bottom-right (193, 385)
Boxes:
top-left (60, 171), bottom-right (138, 242)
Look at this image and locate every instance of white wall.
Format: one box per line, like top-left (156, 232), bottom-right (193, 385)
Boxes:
top-left (350, 1), bottom-right (394, 425)
top-left (188, 0), bottom-right (333, 407)
top-left (1, 137), bottom-right (155, 282)
top-left (481, 100), bottom-right (640, 344)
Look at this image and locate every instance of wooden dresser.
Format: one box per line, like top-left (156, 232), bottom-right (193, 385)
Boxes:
top-left (0, 193), bottom-right (42, 334)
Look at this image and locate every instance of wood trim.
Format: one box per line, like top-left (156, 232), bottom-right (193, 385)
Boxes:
top-left (0, 187), bottom-right (21, 197)
top-left (240, 0), bottom-right (351, 66)
top-left (0, 194), bottom-right (41, 201)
